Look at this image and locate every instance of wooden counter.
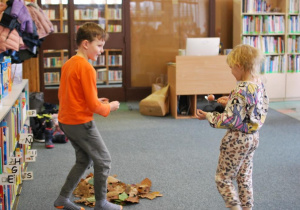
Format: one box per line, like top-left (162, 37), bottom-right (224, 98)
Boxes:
top-left (168, 55), bottom-right (236, 119)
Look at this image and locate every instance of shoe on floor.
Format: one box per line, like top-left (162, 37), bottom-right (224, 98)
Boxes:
top-left (34, 127), bottom-right (45, 143)
top-left (45, 128), bottom-right (54, 149)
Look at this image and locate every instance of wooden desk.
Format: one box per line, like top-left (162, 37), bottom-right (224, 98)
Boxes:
top-left (168, 55), bottom-right (236, 119)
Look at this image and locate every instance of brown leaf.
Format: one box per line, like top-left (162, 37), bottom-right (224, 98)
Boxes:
top-left (126, 196), bottom-right (140, 203)
top-left (137, 184), bottom-right (150, 194)
top-left (139, 191), bottom-right (163, 200)
top-left (140, 178), bottom-right (152, 187)
top-left (107, 176), bottom-right (120, 184)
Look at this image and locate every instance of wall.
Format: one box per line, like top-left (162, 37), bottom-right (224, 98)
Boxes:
top-left (130, 0), bottom-right (210, 87)
top-left (130, 0), bottom-right (233, 88)
top-left (215, 0), bottom-right (233, 51)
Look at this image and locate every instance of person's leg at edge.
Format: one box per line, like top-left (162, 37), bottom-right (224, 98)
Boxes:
top-left (81, 122), bottom-right (122, 210)
top-left (56, 121), bottom-right (121, 210)
top-left (54, 124), bottom-right (92, 210)
top-left (215, 131), bottom-right (249, 210)
top-left (237, 133), bottom-right (259, 210)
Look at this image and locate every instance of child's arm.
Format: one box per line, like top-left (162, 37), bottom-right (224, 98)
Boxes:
top-left (217, 96), bottom-right (229, 107)
top-left (205, 91), bottom-right (250, 132)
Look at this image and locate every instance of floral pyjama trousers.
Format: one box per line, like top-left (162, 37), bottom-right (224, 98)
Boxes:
top-left (215, 130), bottom-right (259, 208)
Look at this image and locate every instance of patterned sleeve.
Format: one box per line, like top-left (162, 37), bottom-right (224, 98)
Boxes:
top-left (206, 84), bottom-right (253, 133)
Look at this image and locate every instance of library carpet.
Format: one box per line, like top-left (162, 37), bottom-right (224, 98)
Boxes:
top-left (17, 101), bottom-right (300, 210)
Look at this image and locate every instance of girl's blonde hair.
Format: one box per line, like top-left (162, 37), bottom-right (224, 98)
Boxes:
top-left (76, 22), bottom-right (109, 46)
top-left (226, 44), bottom-right (265, 78)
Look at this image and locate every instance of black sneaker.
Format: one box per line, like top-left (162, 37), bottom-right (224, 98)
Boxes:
top-left (53, 134), bottom-right (68, 143)
top-left (34, 127), bottom-right (45, 143)
top-left (45, 128), bottom-right (54, 149)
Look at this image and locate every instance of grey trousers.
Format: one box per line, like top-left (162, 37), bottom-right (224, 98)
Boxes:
top-left (59, 121), bottom-right (111, 201)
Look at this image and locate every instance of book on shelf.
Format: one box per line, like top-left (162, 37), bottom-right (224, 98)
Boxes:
top-left (96, 68), bottom-right (107, 82)
top-left (44, 72), bottom-right (60, 85)
top-left (108, 70), bottom-right (122, 82)
top-left (289, 0), bottom-right (300, 13)
top-left (242, 0), bottom-right (271, 13)
top-left (0, 60), bottom-right (10, 99)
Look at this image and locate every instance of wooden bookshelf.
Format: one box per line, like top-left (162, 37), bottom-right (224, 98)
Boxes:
top-left (38, 0), bottom-right (127, 104)
top-left (233, 0), bottom-right (300, 101)
top-left (0, 79), bottom-right (32, 209)
top-left (168, 56), bottom-right (236, 119)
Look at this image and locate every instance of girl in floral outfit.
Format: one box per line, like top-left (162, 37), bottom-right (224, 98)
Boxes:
top-left (197, 44), bottom-right (269, 210)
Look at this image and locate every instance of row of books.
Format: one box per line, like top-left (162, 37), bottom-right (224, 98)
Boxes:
top-left (289, 0), bottom-right (300, 13)
top-left (242, 0), bottom-right (271, 13)
top-left (287, 35), bottom-right (300, 53)
top-left (261, 55), bottom-right (285, 73)
top-left (243, 36), bottom-right (284, 54)
top-left (89, 55), bottom-right (106, 66)
top-left (44, 56), bottom-right (68, 68)
top-left (108, 70), bottom-right (122, 81)
top-left (53, 24), bottom-right (68, 33)
top-left (243, 15), bottom-right (285, 34)
top-left (43, 7), bottom-right (121, 21)
top-left (107, 24), bottom-right (122, 32)
top-left (74, 8), bottom-right (104, 20)
top-left (0, 57), bottom-right (12, 106)
top-left (288, 54), bottom-right (300, 72)
top-left (108, 55), bottom-right (122, 65)
top-left (0, 87), bottom-right (33, 210)
top-left (44, 69), bottom-right (123, 84)
top-left (288, 15), bottom-right (300, 33)
top-left (44, 72), bottom-right (60, 85)
top-left (107, 8), bottom-right (122, 20)
top-left (96, 69), bottom-right (107, 82)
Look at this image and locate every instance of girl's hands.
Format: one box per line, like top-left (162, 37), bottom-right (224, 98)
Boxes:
top-left (196, 109), bottom-right (207, 120)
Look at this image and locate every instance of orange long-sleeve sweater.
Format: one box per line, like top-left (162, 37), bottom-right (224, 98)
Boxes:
top-left (58, 55), bottom-right (110, 125)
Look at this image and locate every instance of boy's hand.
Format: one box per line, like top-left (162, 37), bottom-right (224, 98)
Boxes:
top-left (196, 109), bottom-right (207, 120)
top-left (109, 101), bottom-right (120, 111)
top-left (99, 98), bottom-right (109, 104)
top-left (217, 96), bottom-right (228, 107)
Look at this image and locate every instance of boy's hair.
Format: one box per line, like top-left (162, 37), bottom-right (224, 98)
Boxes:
top-left (227, 44), bottom-right (265, 77)
top-left (76, 22), bottom-right (109, 46)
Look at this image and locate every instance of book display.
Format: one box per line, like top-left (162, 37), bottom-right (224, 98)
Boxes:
top-left (233, 0), bottom-right (300, 100)
top-left (0, 79), bottom-right (34, 209)
top-left (39, 0), bottom-right (126, 103)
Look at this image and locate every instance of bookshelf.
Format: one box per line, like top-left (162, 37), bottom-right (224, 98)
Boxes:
top-left (233, 0), bottom-right (300, 100)
top-left (0, 79), bottom-right (32, 209)
top-left (38, 0), bottom-right (126, 104)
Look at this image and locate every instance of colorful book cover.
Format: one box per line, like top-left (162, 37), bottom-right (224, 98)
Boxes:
top-left (4, 57), bottom-right (11, 92)
top-left (0, 61), bottom-right (8, 98)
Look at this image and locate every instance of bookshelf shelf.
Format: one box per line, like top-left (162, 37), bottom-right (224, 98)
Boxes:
top-left (0, 79), bottom-right (31, 209)
top-left (233, 0), bottom-right (300, 100)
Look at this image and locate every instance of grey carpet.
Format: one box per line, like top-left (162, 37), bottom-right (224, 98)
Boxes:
top-left (17, 107), bottom-right (300, 210)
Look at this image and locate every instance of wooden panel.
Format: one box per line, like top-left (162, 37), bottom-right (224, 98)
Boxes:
top-left (263, 73), bottom-right (286, 100)
top-left (286, 73), bottom-right (300, 99)
top-left (175, 55), bottom-right (236, 95)
top-left (215, 0), bottom-right (233, 49)
top-left (22, 57), bottom-right (40, 92)
top-left (167, 65), bottom-right (177, 118)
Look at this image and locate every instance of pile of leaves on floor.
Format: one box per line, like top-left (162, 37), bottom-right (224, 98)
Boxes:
top-left (73, 173), bottom-right (163, 207)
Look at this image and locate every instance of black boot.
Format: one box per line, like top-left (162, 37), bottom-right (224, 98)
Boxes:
top-left (45, 128), bottom-right (54, 149)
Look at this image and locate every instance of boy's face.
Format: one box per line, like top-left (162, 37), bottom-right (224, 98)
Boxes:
top-left (87, 38), bottom-right (105, 61)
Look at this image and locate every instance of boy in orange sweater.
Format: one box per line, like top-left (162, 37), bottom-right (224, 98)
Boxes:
top-left (54, 22), bottom-right (122, 210)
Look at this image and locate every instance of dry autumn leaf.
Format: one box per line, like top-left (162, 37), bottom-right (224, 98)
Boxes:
top-left (73, 174), bottom-right (162, 207)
